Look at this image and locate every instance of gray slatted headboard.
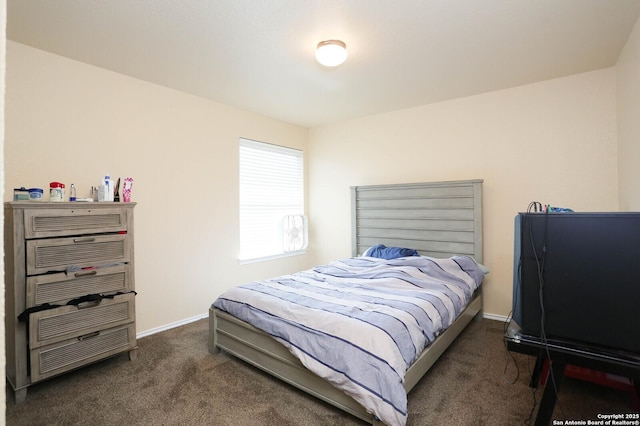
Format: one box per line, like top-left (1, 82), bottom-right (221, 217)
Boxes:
top-left (351, 179), bottom-right (483, 263)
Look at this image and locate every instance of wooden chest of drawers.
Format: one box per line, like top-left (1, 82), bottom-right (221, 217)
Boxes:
top-left (4, 202), bottom-right (137, 403)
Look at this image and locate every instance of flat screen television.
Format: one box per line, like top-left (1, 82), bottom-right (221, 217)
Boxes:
top-left (512, 212), bottom-right (640, 355)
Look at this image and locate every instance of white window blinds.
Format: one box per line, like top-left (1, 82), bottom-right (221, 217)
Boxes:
top-left (239, 138), bottom-right (305, 261)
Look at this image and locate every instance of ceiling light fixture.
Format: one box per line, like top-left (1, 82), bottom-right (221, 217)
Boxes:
top-left (315, 40), bottom-right (348, 67)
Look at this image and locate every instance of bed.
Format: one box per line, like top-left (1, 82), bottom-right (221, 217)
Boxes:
top-left (208, 179), bottom-right (485, 425)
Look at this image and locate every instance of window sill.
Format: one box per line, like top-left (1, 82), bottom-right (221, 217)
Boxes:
top-left (238, 250), bottom-right (307, 265)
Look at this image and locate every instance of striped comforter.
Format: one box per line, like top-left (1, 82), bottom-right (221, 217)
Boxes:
top-left (212, 255), bottom-right (484, 426)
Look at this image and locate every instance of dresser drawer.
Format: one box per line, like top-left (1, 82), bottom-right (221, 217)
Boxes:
top-left (23, 207), bottom-right (128, 239)
top-left (26, 264), bottom-right (131, 307)
top-left (30, 323), bottom-right (136, 382)
top-left (29, 292), bottom-right (135, 349)
top-left (26, 234), bottom-right (129, 275)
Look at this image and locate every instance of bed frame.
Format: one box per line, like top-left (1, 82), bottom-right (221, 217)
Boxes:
top-left (209, 179), bottom-right (484, 425)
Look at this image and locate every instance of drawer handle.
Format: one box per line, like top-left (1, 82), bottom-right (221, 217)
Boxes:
top-left (74, 270), bottom-right (98, 278)
top-left (77, 300), bottom-right (101, 309)
top-left (77, 331), bottom-right (100, 341)
top-left (73, 237), bottom-right (96, 243)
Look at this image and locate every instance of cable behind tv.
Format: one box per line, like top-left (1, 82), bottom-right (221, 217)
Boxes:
top-left (523, 202), bottom-right (566, 418)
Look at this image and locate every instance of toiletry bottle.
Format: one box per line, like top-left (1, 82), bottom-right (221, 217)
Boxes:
top-left (70, 184), bottom-right (77, 201)
top-left (99, 174), bottom-right (111, 202)
top-left (104, 174), bottom-right (113, 202)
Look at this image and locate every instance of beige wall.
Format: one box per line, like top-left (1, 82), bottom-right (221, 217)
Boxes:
top-left (4, 16), bottom-right (638, 330)
top-left (308, 68), bottom-right (619, 318)
top-left (5, 41), bottom-right (309, 334)
top-left (617, 16), bottom-right (640, 210)
top-left (1, 0), bottom-right (7, 416)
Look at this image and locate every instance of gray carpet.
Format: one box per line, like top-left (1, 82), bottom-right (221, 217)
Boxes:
top-left (6, 318), bottom-right (636, 425)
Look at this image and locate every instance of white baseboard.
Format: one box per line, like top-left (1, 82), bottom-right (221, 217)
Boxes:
top-left (482, 312), bottom-right (509, 322)
top-left (136, 312), bottom-right (208, 339)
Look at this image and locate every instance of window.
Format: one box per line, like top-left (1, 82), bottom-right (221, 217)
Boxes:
top-left (239, 138), bottom-right (306, 262)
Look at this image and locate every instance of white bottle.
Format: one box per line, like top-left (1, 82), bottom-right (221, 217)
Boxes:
top-left (105, 174), bottom-right (113, 201)
top-left (99, 174), bottom-right (113, 202)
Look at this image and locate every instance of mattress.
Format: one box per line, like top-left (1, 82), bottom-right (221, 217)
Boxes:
top-left (212, 255), bottom-right (484, 426)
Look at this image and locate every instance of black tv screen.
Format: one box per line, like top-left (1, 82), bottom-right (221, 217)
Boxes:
top-left (513, 212), bottom-right (640, 354)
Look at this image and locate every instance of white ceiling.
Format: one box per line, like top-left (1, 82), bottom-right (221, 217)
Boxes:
top-left (7, 0), bottom-right (640, 127)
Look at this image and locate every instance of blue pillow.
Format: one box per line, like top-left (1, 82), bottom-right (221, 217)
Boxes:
top-left (364, 244), bottom-right (420, 260)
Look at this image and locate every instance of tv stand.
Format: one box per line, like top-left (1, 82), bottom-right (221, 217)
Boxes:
top-left (505, 323), bottom-right (640, 426)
